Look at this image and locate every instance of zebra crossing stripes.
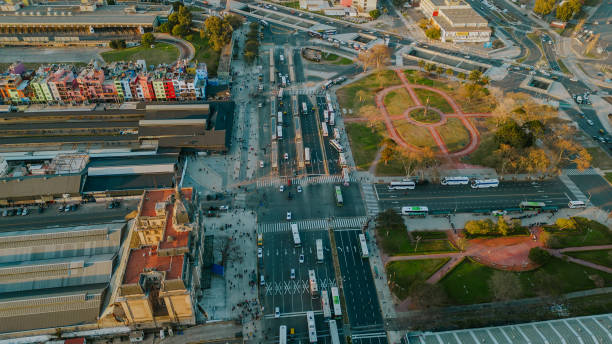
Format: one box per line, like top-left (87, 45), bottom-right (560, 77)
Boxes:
top-left (256, 175), bottom-right (356, 188)
top-left (559, 174), bottom-right (590, 203)
top-left (361, 183), bottom-right (380, 216)
top-left (563, 168), bottom-right (599, 176)
top-left (258, 216), bottom-right (368, 233)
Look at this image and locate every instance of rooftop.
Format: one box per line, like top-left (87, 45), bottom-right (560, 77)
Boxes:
top-left (441, 7), bottom-right (488, 25)
top-left (122, 248), bottom-right (184, 284)
top-left (140, 188), bottom-right (175, 218)
top-left (82, 173), bottom-right (174, 193)
top-left (0, 173), bottom-right (81, 200)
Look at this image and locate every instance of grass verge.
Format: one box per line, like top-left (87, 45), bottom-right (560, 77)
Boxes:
top-left (393, 120), bottom-right (438, 149)
top-left (545, 217), bottom-right (612, 248)
top-left (387, 259), bottom-right (450, 300)
top-left (345, 123), bottom-right (383, 170)
top-left (605, 172), bottom-right (612, 184)
top-left (384, 88), bottom-right (415, 116)
top-left (336, 70), bottom-right (401, 117)
top-left (334, 57), bottom-right (354, 65)
top-left (409, 108), bottom-right (441, 123)
top-left (101, 43), bottom-right (179, 65)
top-left (566, 250), bottom-right (612, 268)
top-left (414, 88), bottom-right (454, 113)
top-left (437, 118), bottom-right (470, 152)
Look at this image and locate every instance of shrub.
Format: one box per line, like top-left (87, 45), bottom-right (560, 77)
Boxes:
top-left (369, 9), bottom-right (381, 19)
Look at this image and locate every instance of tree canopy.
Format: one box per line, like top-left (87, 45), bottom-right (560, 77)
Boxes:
top-left (141, 32), bottom-right (155, 46)
top-left (203, 16), bottom-right (234, 51)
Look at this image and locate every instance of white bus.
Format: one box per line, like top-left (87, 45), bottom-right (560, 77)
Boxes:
top-left (279, 325), bottom-right (287, 344)
top-left (441, 176), bottom-right (469, 185)
top-left (281, 75), bottom-right (287, 87)
top-left (321, 122), bottom-right (328, 137)
top-left (277, 125), bottom-right (283, 140)
top-left (329, 139), bottom-right (343, 152)
top-left (291, 223), bottom-right (301, 247)
top-left (302, 102), bottom-right (308, 114)
top-left (323, 80), bottom-right (333, 89)
top-left (321, 290), bottom-right (331, 318)
top-left (305, 147), bottom-right (311, 165)
top-left (329, 320), bottom-right (340, 344)
top-left (325, 93), bottom-right (332, 103)
top-left (316, 239), bottom-right (324, 263)
top-left (333, 128), bottom-right (340, 139)
top-left (307, 311), bottom-right (317, 343)
top-left (280, 54), bottom-right (285, 63)
top-left (308, 270), bottom-right (319, 298)
top-left (323, 110), bottom-right (329, 123)
top-left (327, 103), bottom-right (333, 113)
top-left (331, 287), bottom-right (342, 318)
top-left (277, 111), bottom-right (283, 125)
top-left (329, 111), bottom-right (335, 126)
top-left (388, 181), bottom-right (416, 190)
top-left (339, 152), bottom-right (347, 167)
top-left (358, 233), bottom-right (369, 258)
top-left (401, 206), bottom-right (429, 217)
top-left (470, 179), bottom-right (499, 189)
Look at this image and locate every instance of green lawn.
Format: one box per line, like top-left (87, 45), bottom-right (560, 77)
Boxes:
top-left (605, 172), bottom-right (612, 184)
top-left (403, 70), bottom-right (454, 91)
top-left (384, 88), bottom-right (415, 116)
top-left (437, 118), bottom-right (470, 152)
top-left (409, 108), bottom-right (441, 123)
top-left (186, 33), bottom-right (221, 77)
top-left (387, 259), bottom-right (450, 300)
top-left (412, 231), bottom-right (449, 240)
top-left (345, 123), bottom-right (383, 170)
top-left (414, 88), bottom-right (454, 113)
top-left (334, 57), bottom-right (354, 65)
top-left (101, 43), bottom-right (179, 65)
top-left (440, 257), bottom-right (612, 305)
top-left (377, 224), bottom-right (413, 256)
top-left (322, 52), bottom-right (339, 61)
top-left (405, 239), bottom-right (457, 254)
top-left (463, 133), bottom-right (501, 169)
top-left (336, 70), bottom-right (401, 117)
top-left (566, 250), bottom-right (612, 268)
top-left (393, 120), bottom-right (438, 149)
top-left (586, 147), bottom-right (612, 169)
top-left (545, 217), bottom-right (612, 248)
top-left (375, 156), bottom-right (408, 176)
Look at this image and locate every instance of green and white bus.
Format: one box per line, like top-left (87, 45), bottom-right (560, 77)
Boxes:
top-left (519, 201), bottom-right (546, 210)
top-left (334, 186), bottom-right (343, 206)
top-left (401, 206), bottom-right (429, 217)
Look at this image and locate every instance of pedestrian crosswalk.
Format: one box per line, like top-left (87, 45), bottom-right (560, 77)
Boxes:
top-left (563, 168), bottom-right (599, 176)
top-left (256, 175), bottom-right (357, 188)
top-left (361, 183), bottom-right (380, 216)
top-left (258, 216), bottom-right (369, 233)
top-left (559, 174), bottom-right (590, 203)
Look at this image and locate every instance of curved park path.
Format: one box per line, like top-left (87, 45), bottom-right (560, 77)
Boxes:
top-left (347, 69), bottom-right (496, 158)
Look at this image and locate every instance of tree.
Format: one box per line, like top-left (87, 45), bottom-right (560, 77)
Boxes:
top-left (359, 105), bottom-right (380, 132)
top-left (435, 65), bottom-right (445, 78)
top-left (369, 9), bottom-right (381, 19)
top-left (529, 247), bottom-right (552, 265)
top-left (468, 69), bottom-right (482, 83)
top-left (573, 148), bottom-right (592, 171)
top-left (457, 72), bottom-right (466, 81)
top-left (445, 68), bottom-right (454, 77)
top-left (204, 16), bottom-right (234, 51)
top-left (480, 75), bottom-right (490, 85)
top-left (464, 219), bottom-right (495, 236)
top-left (495, 119), bottom-right (534, 149)
top-left (425, 27), bottom-right (441, 40)
top-left (555, 218), bottom-right (577, 230)
top-left (534, 0), bottom-right (555, 15)
top-left (107, 0), bottom-right (115, 4)
top-left (418, 18), bottom-right (429, 30)
top-left (496, 217), bottom-right (510, 236)
top-left (225, 14), bottom-right (244, 29)
top-left (381, 145), bottom-right (395, 165)
top-left (158, 22), bottom-right (173, 34)
top-left (109, 40), bottom-right (118, 49)
top-left (177, 5), bottom-right (192, 27)
top-left (141, 32), bottom-right (155, 46)
top-left (357, 44), bottom-right (391, 88)
top-left (489, 271), bottom-right (522, 301)
top-left (526, 148), bottom-right (550, 175)
top-left (172, 23), bottom-right (189, 37)
top-left (556, 1), bottom-right (574, 21)
top-left (417, 59), bottom-right (425, 70)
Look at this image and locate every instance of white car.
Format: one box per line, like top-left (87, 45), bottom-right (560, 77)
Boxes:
top-left (284, 153), bottom-right (289, 160)
top-left (491, 210), bottom-right (507, 216)
top-left (280, 185), bottom-right (284, 192)
top-left (297, 186), bottom-right (303, 193)
top-left (275, 307), bottom-right (280, 318)
top-left (290, 268), bottom-right (295, 279)
top-left (259, 160), bottom-right (264, 168)
top-left (586, 119), bottom-right (594, 125)
top-left (286, 212), bottom-right (292, 220)
top-left (299, 254), bottom-right (304, 263)
top-left (257, 248), bottom-right (263, 258)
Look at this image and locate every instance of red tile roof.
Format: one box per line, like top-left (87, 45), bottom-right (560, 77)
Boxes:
top-left (123, 246), bottom-right (185, 284)
top-left (158, 202), bottom-right (190, 250)
top-left (140, 188), bottom-right (174, 218)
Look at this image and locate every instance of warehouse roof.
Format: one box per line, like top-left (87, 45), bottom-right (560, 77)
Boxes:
top-left (440, 7), bottom-right (488, 25)
top-left (0, 174), bottom-right (81, 200)
top-left (82, 173), bottom-right (174, 193)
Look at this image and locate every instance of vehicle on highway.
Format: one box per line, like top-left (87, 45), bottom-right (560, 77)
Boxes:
top-left (284, 153), bottom-right (289, 160)
top-left (492, 210), bottom-right (507, 216)
top-left (334, 186), bottom-right (343, 206)
top-left (260, 160), bottom-right (264, 168)
top-left (587, 119), bottom-right (594, 125)
top-left (299, 254), bottom-right (305, 263)
top-left (568, 200), bottom-right (586, 208)
top-left (388, 181), bottom-right (416, 190)
top-left (359, 233), bottom-right (369, 258)
top-left (279, 325), bottom-right (287, 344)
top-left (297, 185), bottom-right (303, 193)
top-left (290, 268), bottom-right (295, 279)
top-left (257, 233), bottom-right (263, 246)
top-left (329, 139), bottom-right (343, 152)
top-left (292, 224), bottom-right (301, 247)
top-left (470, 179), bottom-right (500, 188)
top-left (286, 212), bottom-right (292, 220)
top-left (321, 290), bottom-right (331, 318)
top-left (304, 147), bottom-right (311, 165)
top-left (260, 275), bottom-right (265, 286)
top-left (275, 307), bottom-right (280, 318)
top-left (329, 320), bottom-right (341, 344)
top-left (1, 210), bottom-right (6, 217)
top-left (519, 201), bottom-right (546, 210)
top-left (257, 247), bottom-right (263, 258)
top-left (308, 270), bottom-right (319, 298)
top-left (280, 185), bottom-right (285, 192)
top-left (331, 287), bottom-right (342, 318)
top-left (316, 239), bottom-right (324, 263)
top-left (441, 176), bottom-right (470, 185)
top-left (401, 206), bottom-right (429, 217)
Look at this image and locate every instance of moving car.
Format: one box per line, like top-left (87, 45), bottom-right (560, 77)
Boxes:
top-left (290, 268), bottom-right (295, 279)
top-left (257, 248), bottom-right (263, 258)
top-left (299, 254), bottom-right (305, 263)
top-left (286, 212), bottom-right (292, 220)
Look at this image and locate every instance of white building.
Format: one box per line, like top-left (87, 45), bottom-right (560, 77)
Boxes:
top-left (420, 0), bottom-right (491, 43)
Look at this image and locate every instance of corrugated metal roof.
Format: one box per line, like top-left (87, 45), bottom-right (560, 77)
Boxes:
top-left (0, 174), bottom-right (81, 199)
